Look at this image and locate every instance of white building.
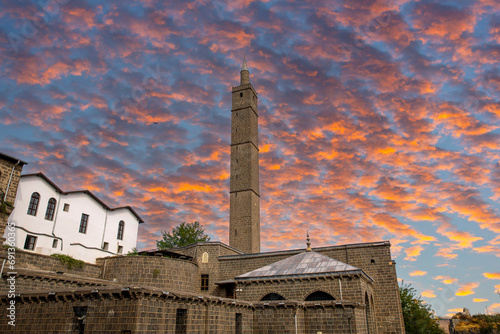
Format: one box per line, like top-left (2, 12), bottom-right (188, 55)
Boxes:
top-left (5, 173), bottom-right (144, 263)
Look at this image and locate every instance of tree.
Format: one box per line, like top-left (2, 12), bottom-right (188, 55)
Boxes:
top-left (157, 221), bottom-right (211, 249)
top-left (400, 282), bottom-right (445, 334)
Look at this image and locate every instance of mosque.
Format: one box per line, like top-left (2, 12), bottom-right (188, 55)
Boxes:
top-left (0, 59), bottom-right (405, 333)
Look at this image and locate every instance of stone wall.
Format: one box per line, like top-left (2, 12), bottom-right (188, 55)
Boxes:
top-left (172, 243), bottom-right (242, 296)
top-left (0, 156), bottom-right (24, 205)
top-left (0, 287), bottom-right (369, 334)
top-left (304, 305), bottom-right (358, 334)
top-left (235, 275), bottom-right (373, 303)
top-left (97, 255), bottom-right (198, 293)
top-left (0, 155), bottom-right (25, 243)
top-left (219, 241), bottom-right (405, 334)
top-left (1, 268), bottom-right (113, 293)
top-left (253, 305), bottom-right (302, 333)
top-left (0, 248), bottom-right (101, 278)
top-left (0, 287), bottom-right (255, 334)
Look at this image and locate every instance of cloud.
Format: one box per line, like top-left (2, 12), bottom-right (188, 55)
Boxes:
top-left (455, 282), bottom-right (479, 296)
top-left (490, 303), bottom-right (500, 312)
top-left (1, 0), bottom-right (499, 317)
top-left (409, 270), bottom-right (428, 277)
top-left (483, 272), bottom-right (500, 279)
top-left (473, 298), bottom-right (488, 302)
top-left (404, 246), bottom-right (424, 261)
top-left (422, 290), bottom-right (436, 298)
top-left (433, 275), bottom-right (458, 285)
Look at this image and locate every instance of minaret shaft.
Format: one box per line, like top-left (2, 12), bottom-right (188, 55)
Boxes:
top-left (229, 61), bottom-right (260, 253)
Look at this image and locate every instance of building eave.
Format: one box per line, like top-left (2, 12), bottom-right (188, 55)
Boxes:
top-left (20, 172), bottom-right (145, 224)
top-left (0, 152), bottom-right (28, 165)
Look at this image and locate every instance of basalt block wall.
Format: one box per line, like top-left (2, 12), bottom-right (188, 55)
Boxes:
top-left (0, 157), bottom-right (25, 242)
top-left (235, 276), bottom-right (373, 303)
top-left (0, 291), bottom-right (255, 334)
top-left (97, 255), bottom-right (198, 293)
top-left (218, 242), bottom-right (404, 334)
top-left (0, 248), bottom-right (101, 278)
top-left (0, 291), bottom-right (372, 334)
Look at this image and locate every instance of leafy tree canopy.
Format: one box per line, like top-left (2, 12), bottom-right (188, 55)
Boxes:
top-left (400, 282), bottom-right (445, 334)
top-left (157, 221), bottom-right (211, 249)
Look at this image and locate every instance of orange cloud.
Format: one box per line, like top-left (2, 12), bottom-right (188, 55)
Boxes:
top-left (455, 282), bottom-right (479, 296)
top-left (444, 230), bottom-right (483, 248)
top-left (473, 298), bottom-right (488, 303)
top-left (404, 246), bottom-right (423, 261)
top-left (490, 303), bottom-right (500, 312)
top-left (483, 272), bottom-right (500, 279)
top-left (447, 308), bottom-right (464, 314)
top-left (422, 290), bottom-right (436, 298)
top-left (435, 247), bottom-right (458, 259)
top-left (434, 275), bottom-right (458, 285)
top-left (409, 270), bottom-right (428, 277)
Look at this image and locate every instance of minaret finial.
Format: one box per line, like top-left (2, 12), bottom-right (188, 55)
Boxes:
top-left (240, 55), bottom-right (250, 84)
top-left (242, 55), bottom-right (249, 72)
top-left (306, 231), bottom-right (312, 252)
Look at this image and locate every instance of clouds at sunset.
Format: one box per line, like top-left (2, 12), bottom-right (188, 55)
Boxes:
top-left (0, 0), bottom-right (499, 316)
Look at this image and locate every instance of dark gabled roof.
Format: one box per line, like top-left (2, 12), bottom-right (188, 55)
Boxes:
top-left (21, 172), bottom-right (144, 224)
top-left (0, 152), bottom-right (28, 165)
top-left (236, 251), bottom-right (372, 282)
top-left (137, 248), bottom-right (193, 261)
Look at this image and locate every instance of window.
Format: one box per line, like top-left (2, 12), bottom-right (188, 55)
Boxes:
top-left (27, 192), bottom-right (40, 216)
top-left (79, 214), bottom-right (89, 233)
top-left (117, 220), bottom-right (124, 240)
top-left (24, 235), bottom-right (37, 250)
top-left (52, 239), bottom-right (58, 248)
top-left (201, 274), bottom-right (209, 291)
top-left (235, 313), bottom-right (242, 334)
top-left (304, 291), bottom-right (335, 301)
top-left (102, 242), bottom-right (109, 251)
top-left (202, 252), bottom-right (209, 263)
top-left (240, 92), bottom-right (243, 97)
top-left (73, 306), bottom-right (87, 334)
top-left (365, 293), bottom-right (372, 334)
top-left (117, 246), bottom-right (123, 254)
top-left (260, 293), bottom-right (285, 301)
top-left (63, 203), bottom-right (70, 212)
top-left (45, 197), bottom-right (56, 220)
top-left (175, 309), bottom-right (187, 334)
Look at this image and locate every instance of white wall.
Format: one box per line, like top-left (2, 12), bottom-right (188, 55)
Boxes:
top-left (4, 175), bottom-right (141, 263)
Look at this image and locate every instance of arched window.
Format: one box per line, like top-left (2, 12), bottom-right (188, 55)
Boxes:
top-left (304, 291), bottom-right (335, 301)
top-left (27, 192), bottom-right (40, 216)
top-left (117, 221), bottom-right (125, 240)
top-left (260, 293), bottom-right (286, 301)
top-left (365, 292), bottom-right (372, 334)
top-left (202, 252), bottom-right (209, 263)
top-left (45, 198), bottom-right (56, 221)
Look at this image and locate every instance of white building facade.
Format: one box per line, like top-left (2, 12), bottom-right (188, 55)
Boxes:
top-left (4, 173), bottom-right (144, 263)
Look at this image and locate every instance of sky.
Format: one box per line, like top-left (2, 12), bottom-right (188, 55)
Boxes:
top-left (0, 0), bottom-right (499, 317)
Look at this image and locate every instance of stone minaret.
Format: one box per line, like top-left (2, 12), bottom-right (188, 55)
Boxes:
top-left (229, 57), bottom-right (260, 253)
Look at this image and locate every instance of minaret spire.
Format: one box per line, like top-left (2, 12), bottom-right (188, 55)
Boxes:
top-left (240, 55), bottom-right (250, 85)
top-left (230, 57), bottom-right (260, 253)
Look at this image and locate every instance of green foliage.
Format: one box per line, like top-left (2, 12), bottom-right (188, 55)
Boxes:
top-left (127, 247), bottom-right (138, 256)
top-left (152, 269), bottom-right (160, 278)
top-left (400, 282), bottom-right (445, 334)
top-left (51, 253), bottom-right (85, 270)
top-left (157, 221), bottom-right (211, 249)
top-left (0, 200), bottom-right (13, 215)
top-left (455, 314), bottom-right (500, 334)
